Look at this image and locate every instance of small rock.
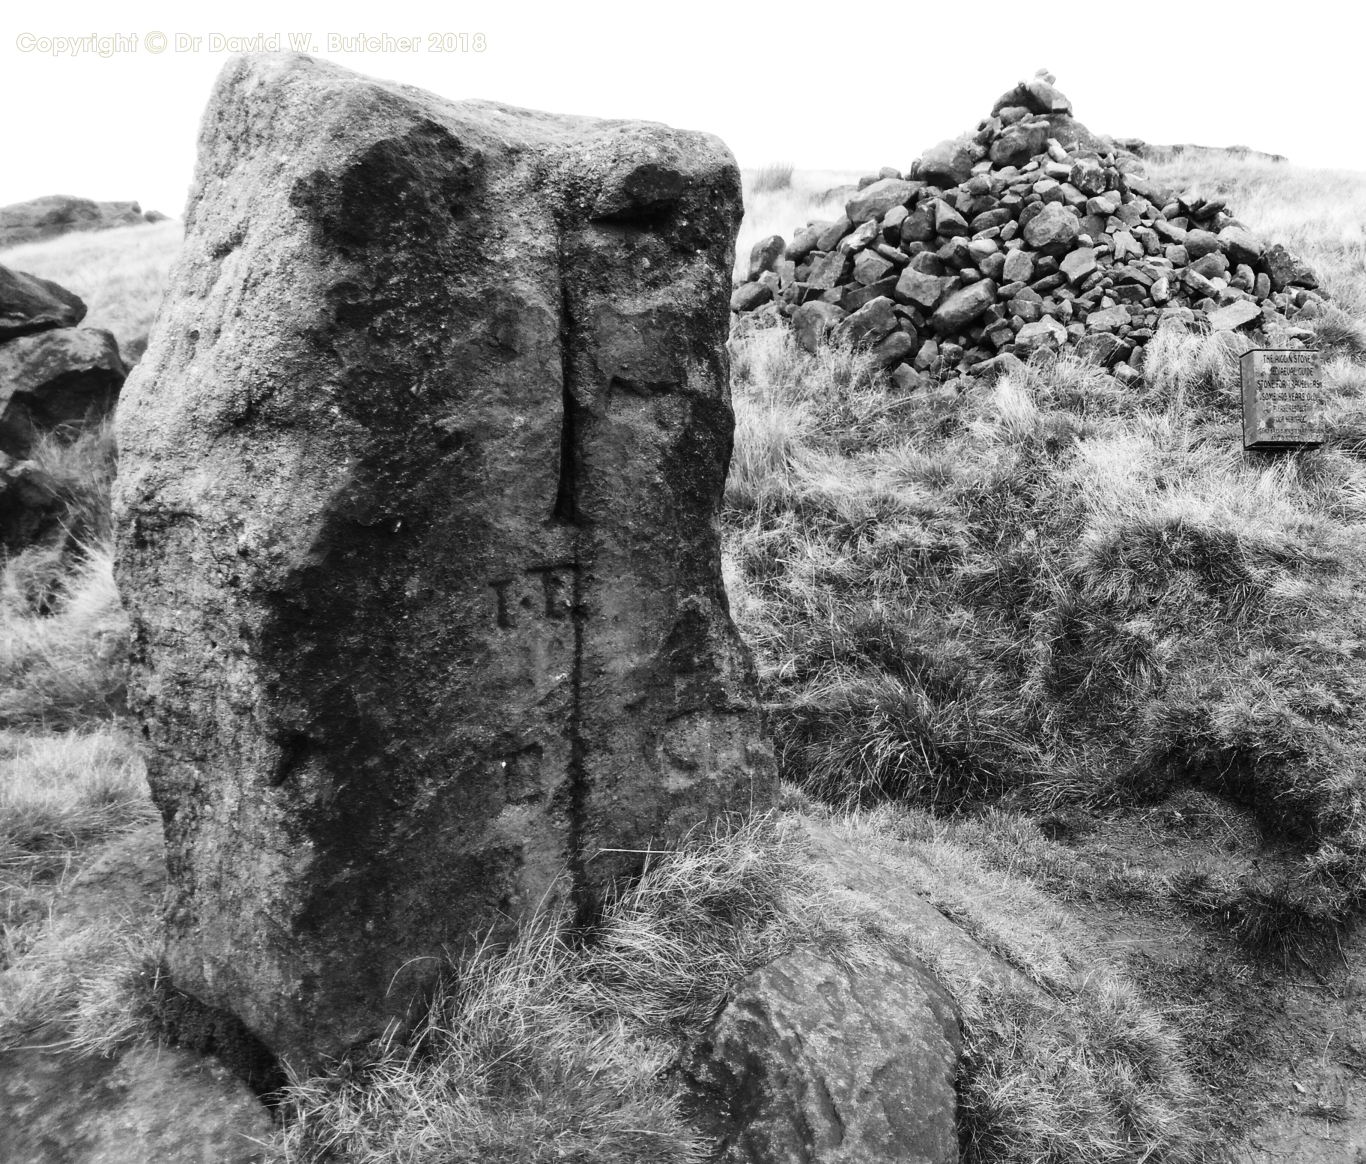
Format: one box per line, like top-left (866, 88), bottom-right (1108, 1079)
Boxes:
top-left (816, 216), bottom-right (852, 252)
top-left (838, 218), bottom-right (880, 255)
top-left (896, 268), bottom-right (951, 312)
top-left (746, 236), bottom-right (786, 282)
top-left (731, 282), bottom-right (773, 312)
top-left (0, 264), bottom-right (88, 341)
top-left (1184, 229), bottom-right (1222, 260)
top-left (1260, 243), bottom-right (1319, 291)
top-left (806, 251), bottom-right (853, 290)
top-left (0, 327), bottom-right (126, 457)
top-left (1208, 300), bottom-right (1263, 331)
top-left (832, 296), bottom-right (898, 347)
top-left (1022, 203), bottom-right (1080, 256)
top-left (934, 200), bottom-right (971, 238)
top-left (919, 135), bottom-right (987, 186)
top-left (792, 301), bottom-right (847, 354)
top-left (890, 363), bottom-right (926, 392)
top-left (1218, 225), bottom-right (1263, 268)
top-left (931, 280), bottom-right (998, 336)
top-left (846, 179), bottom-right (920, 225)
top-left (1060, 247), bottom-right (1097, 285)
top-left (1002, 249), bottom-right (1035, 284)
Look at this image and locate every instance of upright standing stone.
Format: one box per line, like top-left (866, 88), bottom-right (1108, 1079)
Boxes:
top-left (113, 53), bottom-right (774, 1068)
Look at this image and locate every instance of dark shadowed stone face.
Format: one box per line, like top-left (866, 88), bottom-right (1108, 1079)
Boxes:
top-left (113, 52), bottom-right (774, 1069)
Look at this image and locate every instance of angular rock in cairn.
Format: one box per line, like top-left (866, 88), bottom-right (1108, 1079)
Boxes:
top-left (732, 70), bottom-right (1324, 390)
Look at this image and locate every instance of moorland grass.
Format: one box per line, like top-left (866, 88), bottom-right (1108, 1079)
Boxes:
top-left (0, 219), bottom-right (181, 358)
top-left (723, 319), bottom-right (1366, 963)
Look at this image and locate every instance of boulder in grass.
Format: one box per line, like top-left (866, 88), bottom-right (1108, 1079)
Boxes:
top-left (684, 949), bottom-right (962, 1164)
top-left (0, 264), bottom-right (88, 341)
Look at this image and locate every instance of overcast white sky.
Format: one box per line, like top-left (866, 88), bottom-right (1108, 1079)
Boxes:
top-left (2, 0), bottom-right (1358, 218)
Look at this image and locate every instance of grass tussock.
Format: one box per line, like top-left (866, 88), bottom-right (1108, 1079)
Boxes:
top-left (271, 816), bottom-right (866, 1164)
top-left (725, 315), bottom-right (1366, 959)
top-left (0, 423), bottom-right (128, 726)
top-left (271, 808), bottom-right (1203, 1164)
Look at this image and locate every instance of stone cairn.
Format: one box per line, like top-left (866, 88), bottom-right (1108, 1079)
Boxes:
top-left (731, 71), bottom-right (1324, 389)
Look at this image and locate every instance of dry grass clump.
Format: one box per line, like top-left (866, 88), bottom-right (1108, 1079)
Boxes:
top-left (0, 219), bottom-right (181, 359)
top-left (725, 314), bottom-right (1366, 959)
top-left (272, 806), bottom-right (1203, 1164)
top-left (0, 725), bottom-right (156, 1047)
top-left (751, 161), bottom-right (795, 193)
top-left (0, 425), bottom-right (128, 727)
top-left (271, 816), bottom-right (866, 1164)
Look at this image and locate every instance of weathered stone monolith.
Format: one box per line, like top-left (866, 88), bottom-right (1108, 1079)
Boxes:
top-left (113, 53), bottom-right (774, 1067)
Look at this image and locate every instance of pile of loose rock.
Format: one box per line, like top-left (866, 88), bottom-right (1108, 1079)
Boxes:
top-left (0, 263), bottom-right (126, 550)
top-left (731, 71), bottom-right (1325, 389)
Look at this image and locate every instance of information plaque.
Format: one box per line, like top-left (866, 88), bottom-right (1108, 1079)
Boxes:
top-left (1240, 348), bottom-right (1323, 450)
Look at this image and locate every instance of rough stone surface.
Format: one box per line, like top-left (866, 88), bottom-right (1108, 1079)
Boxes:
top-left (747, 235), bottom-right (786, 282)
top-left (1208, 300), bottom-right (1263, 331)
top-left (113, 52), bottom-right (775, 1068)
top-left (0, 264), bottom-right (88, 341)
top-left (845, 179), bottom-right (918, 225)
top-left (931, 280), bottom-right (996, 336)
top-left (1261, 243), bottom-right (1319, 291)
top-left (1021, 203), bottom-right (1079, 256)
top-left (792, 302), bottom-right (846, 354)
top-left (918, 135), bottom-right (984, 187)
top-left (833, 297), bottom-right (897, 347)
top-left (685, 948), bottom-right (961, 1164)
top-left (0, 195), bottom-right (154, 248)
top-left (0, 1044), bottom-right (272, 1164)
top-left (0, 327), bottom-right (126, 457)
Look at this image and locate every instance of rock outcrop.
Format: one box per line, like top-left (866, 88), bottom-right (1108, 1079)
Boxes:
top-left (113, 52), bottom-right (774, 1068)
top-left (0, 264), bottom-right (87, 340)
top-left (0, 327), bottom-right (125, 456)
top-left (733, 70), bottom-right (1324, 388)
top-left (0, 1043), bottom-right (273, 1164)
top-left (686, 948), bottom-right (962, 1164)
top-left (0, 263), bottom-right (126, 553)
top-left (0, 195), bottom-right (166, 249)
